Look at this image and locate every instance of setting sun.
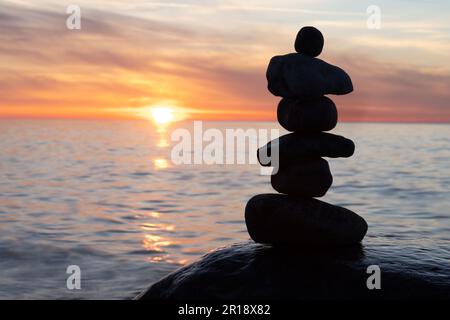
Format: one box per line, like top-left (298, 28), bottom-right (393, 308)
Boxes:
top-left (150, 107), bottom-right (175, 124)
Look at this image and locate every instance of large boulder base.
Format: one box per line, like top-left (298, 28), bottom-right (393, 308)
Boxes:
top-left (137, 241), bottom-right (450, 300)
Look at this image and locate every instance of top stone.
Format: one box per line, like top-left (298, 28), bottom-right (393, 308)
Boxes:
top-left (295, 26), bottom-right (324, 57)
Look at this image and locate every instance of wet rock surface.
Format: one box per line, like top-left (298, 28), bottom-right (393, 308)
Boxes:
top-left (138, 242), bottom-right (450, 300)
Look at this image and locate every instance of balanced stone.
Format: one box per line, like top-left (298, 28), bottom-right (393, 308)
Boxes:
top-left (271, 158), bottom-right (332, 197)
top-left (277, 97), bottom-right (337, 132)
top-left (267, 53), bottom-right (353, 98)
top-left (258, 132), bottom-right (355, 168)
top-left (295, 26), bottom-right (324, 57)
top-left (245, 194), bottom-right (368, 247)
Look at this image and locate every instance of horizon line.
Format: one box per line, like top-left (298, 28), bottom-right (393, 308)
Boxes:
top-left (0, 116), bottom-right (449, 125)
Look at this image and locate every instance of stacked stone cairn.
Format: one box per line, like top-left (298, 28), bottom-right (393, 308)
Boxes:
top-left (245, 27), bottom-right (368, 248)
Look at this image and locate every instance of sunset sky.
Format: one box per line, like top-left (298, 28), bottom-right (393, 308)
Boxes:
top-left (1, 0), bottom-right (449, 122)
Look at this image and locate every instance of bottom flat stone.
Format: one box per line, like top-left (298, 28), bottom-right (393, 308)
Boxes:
top-left (245, 194), bottom-right (368, 247)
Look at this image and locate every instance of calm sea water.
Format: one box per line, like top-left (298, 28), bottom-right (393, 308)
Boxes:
top-left (0, 120), bottom-right (449, 299)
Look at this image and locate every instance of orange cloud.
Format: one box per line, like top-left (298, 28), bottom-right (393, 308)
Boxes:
top-left (0, 2), bottom-right (449, 122)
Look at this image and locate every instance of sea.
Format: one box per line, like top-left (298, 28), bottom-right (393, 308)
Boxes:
top-left (0, 119), bottom-right (449, 299)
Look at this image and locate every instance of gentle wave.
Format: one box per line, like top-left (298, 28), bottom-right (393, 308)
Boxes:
top-left (0, 120), bottom-right (449, 299)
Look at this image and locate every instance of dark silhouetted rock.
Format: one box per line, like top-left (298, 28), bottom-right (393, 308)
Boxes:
top-left (258, 132), bottom-right (355, 168)
top-left (267, 53), bottom-right (353, 98)
top-left (271, 159), bottom-right (332, 197)
top-left (137, 242), bottom-right (450, 300)
top-left (245, 194), bottom-right (367, 246)
top-left (277, 97), bottom-right (337, 132)
top-left (295, 26), bottom-right (324, 57)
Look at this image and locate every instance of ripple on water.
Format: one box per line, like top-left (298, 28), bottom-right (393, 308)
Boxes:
top-left (0, 121), bottom-right (449, 299)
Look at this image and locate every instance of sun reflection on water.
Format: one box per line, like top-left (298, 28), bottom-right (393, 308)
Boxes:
top-left (142, 234), bottom-right (173, 253)
top-left (141, 223), bottom-right (175, 232)
top-left (145, 211), bottom-right (161, 218)
top-left (153, 158), bottom-right (169, 169)
top-left (157, 138), bottom-right (169, 148)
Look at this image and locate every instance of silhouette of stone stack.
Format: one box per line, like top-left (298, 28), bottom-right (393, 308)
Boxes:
top-left (245, 26), bottom-right (368, 248)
